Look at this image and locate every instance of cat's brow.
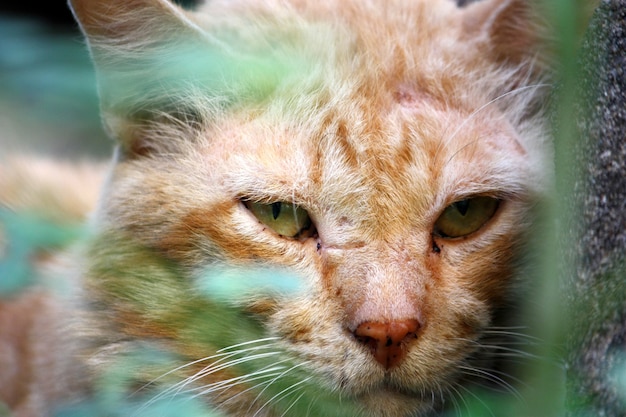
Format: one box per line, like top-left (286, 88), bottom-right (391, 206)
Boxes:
top-left (436, 83), bottom-right (552, 163)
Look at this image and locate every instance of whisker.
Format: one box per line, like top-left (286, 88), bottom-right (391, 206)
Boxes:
top-left (280, 391), bottom-right (306, 417)
top-left (252, 376), bottom-right (313, 417)
top-left (484, 325), bottom-right (529, 330)
top-left (216, 337), bottom-right (280, 353)
top-left (304, 394), bottom-right (322, 417)
top-left (446, 83), bottom-right (551, 145)
top-left (189, 367), bottom-right (287, 399)
top-left (480, 330), bottom-right (543, 343)
top-left (218, 372), bottom-right (287, 407)
top-left (133, 351), bottom-right (258, 414)
top-left (222, 360), bottom-right (312, 408)
top-left (436, 385), bottom-right (446, 409)
top-left (248, 361), bottom-right (312, 415)
top-left (191, 357), bottom-right (296, 398)
top-left (457, 365), bottom-right (523, 401)
top-left (135, 339), bottom-right (279, 396)
top-left (447, 383), bottom-right (469, 417)
top-left (181, 351), bottom-right (283, 393)
top-left (435, 83), bottom-right (551, 164)
top-left (452, 337), bottom-right (539, 360)
top-left (132, 353), bottom-right (227, 396)
top-left (454, 382), bottom-right (496, 417)
top-left (140, 347), bottom-right (281, 411)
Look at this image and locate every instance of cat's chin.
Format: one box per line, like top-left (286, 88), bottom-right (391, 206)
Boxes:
top-left (356, 388), bottom-right (435, 417)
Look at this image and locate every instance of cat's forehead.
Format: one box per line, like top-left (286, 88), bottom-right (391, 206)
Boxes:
top-left (192, 0), bottom-right (541, 233)
top-left (206, 86), bottom-right (527, 212)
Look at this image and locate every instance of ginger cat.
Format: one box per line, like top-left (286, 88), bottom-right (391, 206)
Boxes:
top-left (0, 0), bottom-right (553, 416)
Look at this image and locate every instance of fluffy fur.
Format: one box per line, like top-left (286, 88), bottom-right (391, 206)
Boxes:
top-left (1, 0), bottom-right (555, 416)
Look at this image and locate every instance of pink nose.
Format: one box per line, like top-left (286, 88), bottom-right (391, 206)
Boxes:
top-left (353, 319), bottom-right (420, 369)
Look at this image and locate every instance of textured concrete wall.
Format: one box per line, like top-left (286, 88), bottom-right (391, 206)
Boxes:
top-left (566, 1), bottom-right (626, 416)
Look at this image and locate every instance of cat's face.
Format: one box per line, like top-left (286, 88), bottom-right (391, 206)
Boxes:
top-left (72, 0), bottom-right (550, 415)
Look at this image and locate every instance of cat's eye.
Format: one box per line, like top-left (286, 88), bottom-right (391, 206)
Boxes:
top-left (433, 196), bottom-right (499, 238)
top-left (244, 201), bottom-right (313, 238)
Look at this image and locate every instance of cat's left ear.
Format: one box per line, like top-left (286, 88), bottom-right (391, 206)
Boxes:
top-left (462, 0), bottom-right (551, 70)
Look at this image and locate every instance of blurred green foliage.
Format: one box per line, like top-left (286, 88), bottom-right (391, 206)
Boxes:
top-left (0, 209), bottom-right (83, 295)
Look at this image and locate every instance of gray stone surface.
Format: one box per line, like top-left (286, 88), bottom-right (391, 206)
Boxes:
top-left (566, 1), bottom-right (626, 415)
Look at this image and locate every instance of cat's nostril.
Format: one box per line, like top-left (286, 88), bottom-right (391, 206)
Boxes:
top-left (353, 319), bottom-right (420, 369)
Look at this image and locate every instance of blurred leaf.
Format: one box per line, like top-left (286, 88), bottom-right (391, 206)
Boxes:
top-left (195, 266), bottom-right (306, 301)
top-left (0, 209), bottom-right (83, 295)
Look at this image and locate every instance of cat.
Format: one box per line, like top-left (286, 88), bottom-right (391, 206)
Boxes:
top-left (0, 0), bottom-right (555, 416)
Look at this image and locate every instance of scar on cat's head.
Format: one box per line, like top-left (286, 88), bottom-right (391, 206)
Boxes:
top-left (393, 85), bottom-right (435, 109)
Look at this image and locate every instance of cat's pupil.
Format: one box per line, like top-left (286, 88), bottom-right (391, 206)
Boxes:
top-left (272, 202), bottom-right (282, 220)
top-left (453, 199), bottom-right (470, 216)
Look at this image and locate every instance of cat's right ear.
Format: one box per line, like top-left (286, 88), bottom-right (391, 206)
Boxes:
top-left (463, 0), bottom-right (598, 69)
top-left (69, 0), bottom-right (286, 158)
top-left (68, 0), bottom-right (202, 43)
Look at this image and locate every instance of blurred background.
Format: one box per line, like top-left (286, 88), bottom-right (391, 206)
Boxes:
top-left (0, 0), bottom-right (197, 159)
top-left (0, 1), bottom-right (109, 158)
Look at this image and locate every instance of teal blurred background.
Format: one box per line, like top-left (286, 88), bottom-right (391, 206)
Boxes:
top-left (0, 12), bottom-right (110, 158)
top-left (0, 0), bottom-right (198, 159)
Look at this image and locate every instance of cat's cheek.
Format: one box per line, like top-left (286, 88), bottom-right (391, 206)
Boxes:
top-left (268, 297), bottom-right (373, 386)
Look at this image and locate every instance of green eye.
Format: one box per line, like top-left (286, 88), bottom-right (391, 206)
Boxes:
top-left (434, 196), bottom-right (499, 238)
top-left (244, 201), bottom-right (313, 238)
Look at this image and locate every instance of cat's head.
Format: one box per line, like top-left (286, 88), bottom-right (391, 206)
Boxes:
top-left (71, 0), bottom-right (552, 415)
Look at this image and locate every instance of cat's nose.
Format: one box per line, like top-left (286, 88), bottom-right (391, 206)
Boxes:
top-left (353, 319), bottom-right (420, 369)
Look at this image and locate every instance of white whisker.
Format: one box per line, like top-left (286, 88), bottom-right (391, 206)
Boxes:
top-left (457, 365), bottom-right (522, 401)
top-left (133, 353), bottom-right (226, 396)
top-left (248, 361), bottom-right (312, 415)
top-left (280, 391), bottom-right (306, 417)
top-left (454, 382), bottom-right (496, 417)
top-left (305, 395), bottom-right (319, 417)
top-left (133, 352), bottom-right (250, 414)
top-left (191, 357), bottom-right (296, 398)
top-left (452, 337), bottom-right (538, 360)
top-left (182, 351), bottom-right (283, 393)
top-left (221, 360), bottom-right (311, 408)
top-left (137, 339), bottom-right (279, 396)
top-left (435, 83), bottom-right (551, 164)
top-left (446, 83), bottom-right (551, 146)
top-left (481, 329), bottom-right (543, 342)
top-left (189, 367), bottom-right (287, 399)
top-left (138, 343), bottom-right (282, 411)
top-left (216, 337), bottom-right (280, 353)
top-left (447, 383), bottom-right (469, 417)
top-left (252, 376), bottom-right (313, 417)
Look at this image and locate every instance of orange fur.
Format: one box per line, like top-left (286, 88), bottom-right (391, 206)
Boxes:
top-left (1, 0), bottom-right (556, 415)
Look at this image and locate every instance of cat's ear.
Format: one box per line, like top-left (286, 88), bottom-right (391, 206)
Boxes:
top-left (462, 0), bottom-right (551, 71)
top-left (68, 0), bottom-right (208, 156)
top-left (69, 0), bottom-right (286, 158)
top-left (69, 0), bottom-right (202, 43)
